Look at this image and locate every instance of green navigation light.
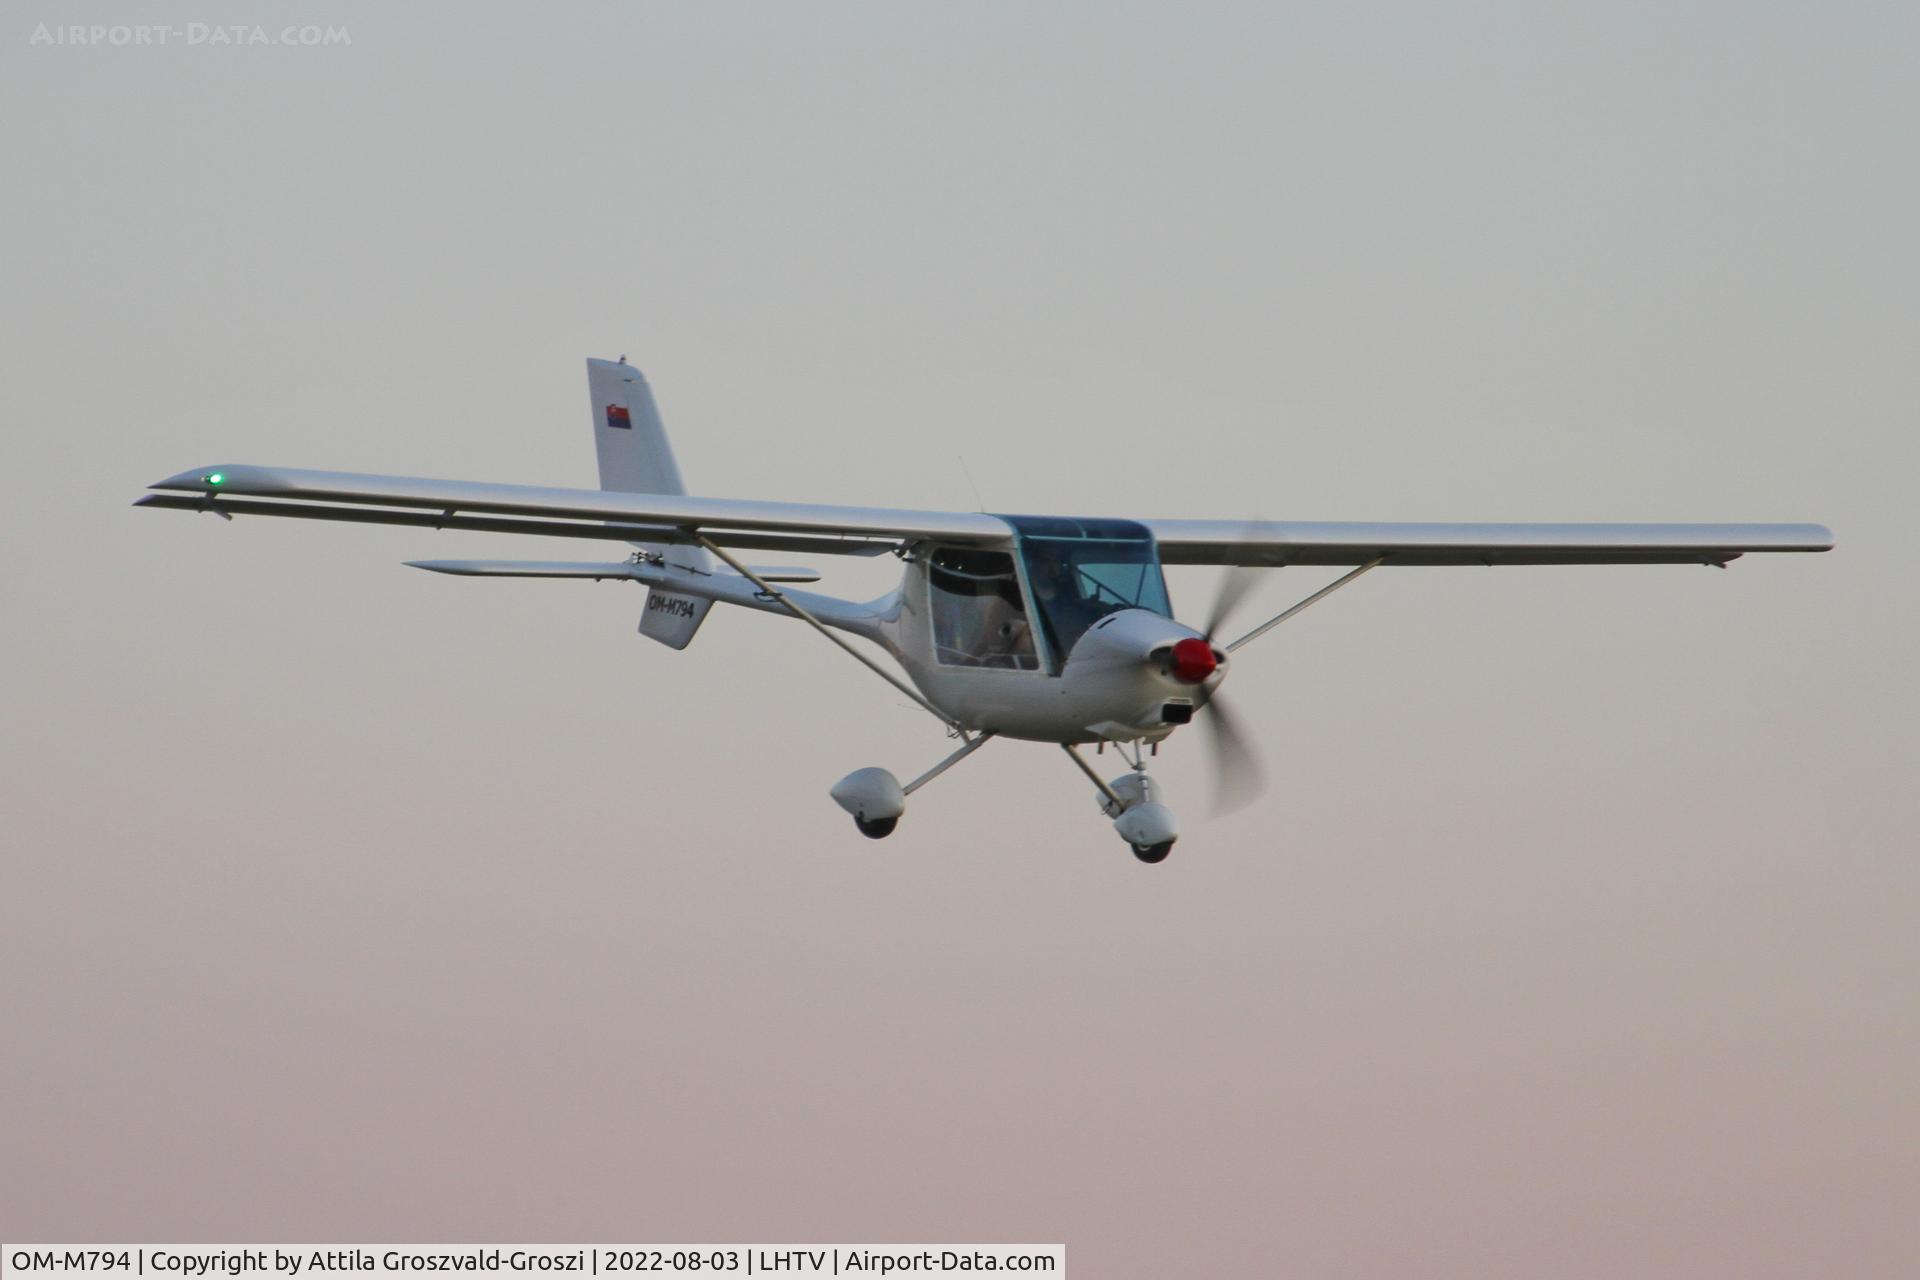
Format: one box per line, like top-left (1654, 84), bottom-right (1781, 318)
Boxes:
top-left (206, 473), bottom-right (225, 486)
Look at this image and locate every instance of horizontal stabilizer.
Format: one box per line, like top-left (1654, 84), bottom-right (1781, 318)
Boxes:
top-left (408, 560), bottom-right (638, 579)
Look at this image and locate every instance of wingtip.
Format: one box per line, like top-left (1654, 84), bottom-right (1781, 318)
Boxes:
top-left (149, 467), bottom-right (238, 492)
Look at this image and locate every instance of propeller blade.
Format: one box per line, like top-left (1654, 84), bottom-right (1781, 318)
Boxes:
top-left (1204, 563), bottom-right (1264, 641)
top-left (1201, 691), bottom-right (1265, 816)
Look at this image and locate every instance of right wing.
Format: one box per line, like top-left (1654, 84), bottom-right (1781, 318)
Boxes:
top-left (136, 464), bottom-right (1008, 557)
top-left (406, 559), bottom-right (821, 583)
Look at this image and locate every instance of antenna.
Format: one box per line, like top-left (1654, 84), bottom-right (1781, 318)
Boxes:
top-left (958, 455), bottom-right (986, 512)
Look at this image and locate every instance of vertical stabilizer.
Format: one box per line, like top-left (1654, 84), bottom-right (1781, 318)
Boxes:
top-left (588, 358), bottom-right (688, 497)
top-left (587, 357), bottom-right (713, 649)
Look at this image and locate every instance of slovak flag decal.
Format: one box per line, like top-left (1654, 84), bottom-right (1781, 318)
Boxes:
top-left (605, 404), bottom-right (632, 429)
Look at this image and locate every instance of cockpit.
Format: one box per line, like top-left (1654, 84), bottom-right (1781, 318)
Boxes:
top-left (1005, 516), bottom-right (1171, 669)
top-left (924, 516), bottom-right (1172, 676)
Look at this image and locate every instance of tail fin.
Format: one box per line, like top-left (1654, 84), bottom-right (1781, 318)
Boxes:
top-left (589, 358), bottom-right (689, 496)
top-left (587, 357), bottom-right (714, 649)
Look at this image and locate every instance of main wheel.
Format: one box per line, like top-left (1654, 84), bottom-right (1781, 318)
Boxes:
top-left (1131, 840), bottom-right (1174, 864)
top-left (855, 815), bottom-right (899, 840)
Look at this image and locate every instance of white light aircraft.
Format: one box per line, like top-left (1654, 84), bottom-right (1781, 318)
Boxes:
top-left (138, 358), bottom-right (1834, 862)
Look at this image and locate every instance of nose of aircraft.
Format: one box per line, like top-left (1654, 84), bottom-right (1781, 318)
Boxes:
top-left (1062, 608), bottom-right (1227, 694)
top-left (1167, 636), bottom-right (1218, 684)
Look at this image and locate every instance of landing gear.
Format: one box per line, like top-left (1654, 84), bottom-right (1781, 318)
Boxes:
top-left (1061, 742), bottom-right (1181, 865)
top-left (830, 733), bottom-right (995, 841)
top-left (833, 735), bottom-right (1184, 862)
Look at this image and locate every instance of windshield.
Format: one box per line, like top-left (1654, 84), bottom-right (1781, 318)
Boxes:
top-left (1000, 515), bottom-right (1171, 671)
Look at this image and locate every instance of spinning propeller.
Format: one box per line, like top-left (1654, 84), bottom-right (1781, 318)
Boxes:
top-left (1194, 562), bottom-right (1268, 816)
top-left (1161, 562), bottom-right (1269, 817)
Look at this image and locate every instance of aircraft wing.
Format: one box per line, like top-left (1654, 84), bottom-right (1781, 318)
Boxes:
top-left (138, 465), bottom-right (1833, 567)
top-left (405, 559), bottom-right (821, 583)
top-left (137, 464), bottom-right (1006, 557)
top-left (1146, 519), bottom-right (1835, 566)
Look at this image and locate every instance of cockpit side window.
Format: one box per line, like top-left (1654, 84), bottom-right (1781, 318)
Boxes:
top-left (927, 546), bottom-right (1040, 671)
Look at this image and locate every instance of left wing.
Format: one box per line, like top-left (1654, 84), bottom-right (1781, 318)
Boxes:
top-left (1146, 519), bottom-right (1835, 566)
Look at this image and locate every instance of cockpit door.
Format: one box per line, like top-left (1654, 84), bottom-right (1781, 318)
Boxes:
top-left (924, 545), bottom-right (1044, 672)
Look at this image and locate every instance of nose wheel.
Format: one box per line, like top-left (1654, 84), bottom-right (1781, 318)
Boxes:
top-left (1061, 743), bottom-right (1181, 865)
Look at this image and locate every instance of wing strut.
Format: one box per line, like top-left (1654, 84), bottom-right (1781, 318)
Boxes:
top-left (1225, 557), bottom-right (1387, 653)
top-left (693, 533), bottom-right (966, 735)
top-left (905, 732), bottom-right (996, 795)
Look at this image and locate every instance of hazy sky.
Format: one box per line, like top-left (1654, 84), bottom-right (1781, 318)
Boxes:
top-left (3, 2), bottom-right (1914, 1275)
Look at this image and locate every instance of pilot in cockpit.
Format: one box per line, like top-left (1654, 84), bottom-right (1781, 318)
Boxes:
top-left (1027, 544), bottom-right (1111, 651)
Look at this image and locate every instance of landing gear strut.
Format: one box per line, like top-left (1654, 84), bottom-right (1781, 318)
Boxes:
top-left (830, 732), bottom-right (996, 840)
